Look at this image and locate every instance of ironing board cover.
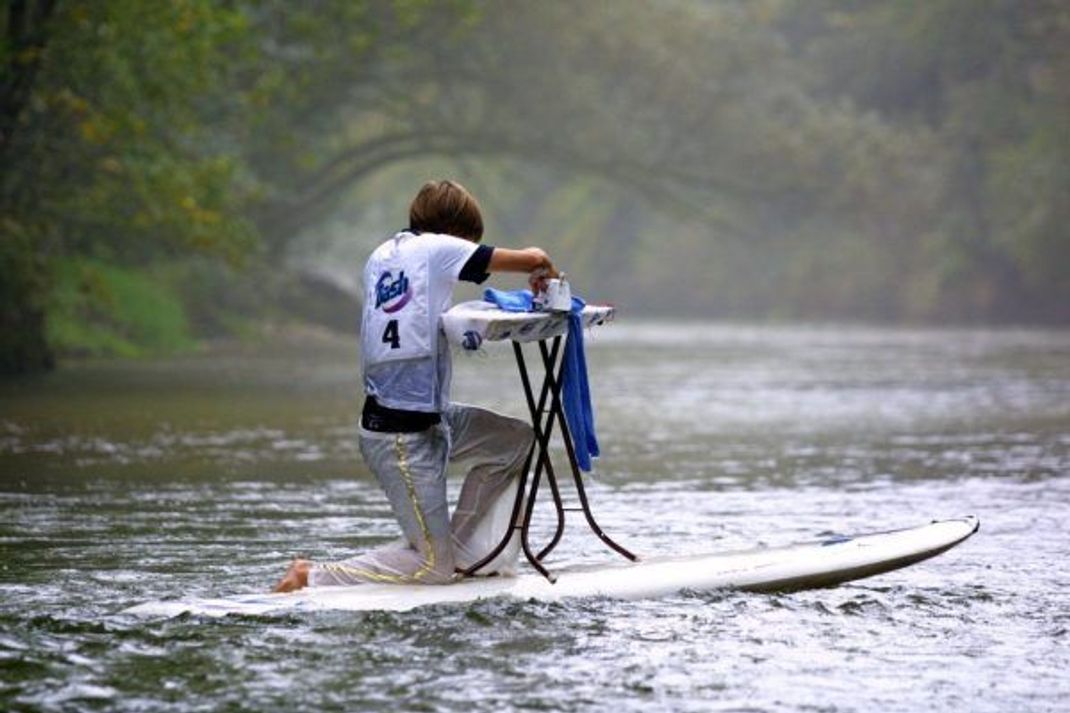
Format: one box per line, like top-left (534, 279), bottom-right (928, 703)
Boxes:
top-left (441, 301), bottom-right (614, 346)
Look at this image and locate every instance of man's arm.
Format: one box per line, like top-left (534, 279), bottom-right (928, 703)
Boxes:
top-left (488, 247), bottom-right (559, 292)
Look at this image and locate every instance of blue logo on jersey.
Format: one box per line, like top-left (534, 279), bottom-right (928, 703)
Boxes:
top-left (375, 271), bottom-right (412, 313)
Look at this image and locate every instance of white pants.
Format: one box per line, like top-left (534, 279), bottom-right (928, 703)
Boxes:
top-left (308, 403), bottom-right (534, 586)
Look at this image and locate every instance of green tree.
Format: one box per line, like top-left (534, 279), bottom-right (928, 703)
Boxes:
top-left (780, 0), bottom-right (1069, 321)
top-left (4, 0), bottom-right (1066, 374)
top-left (1, 0), bottom-right (259, 371)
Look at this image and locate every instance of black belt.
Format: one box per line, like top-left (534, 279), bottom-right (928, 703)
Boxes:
top-left (361, 395), bottom-right (440, 433)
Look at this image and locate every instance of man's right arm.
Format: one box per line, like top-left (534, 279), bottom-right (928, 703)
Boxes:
top-left (488, 247), bottom-right (559, 292)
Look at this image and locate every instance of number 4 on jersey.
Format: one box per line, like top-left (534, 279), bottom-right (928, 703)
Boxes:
top-left (382, 319), bottom-right (401, 349)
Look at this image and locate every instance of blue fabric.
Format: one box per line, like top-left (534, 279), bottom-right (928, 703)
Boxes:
top-left (560, 295), bottom-right (599, 471)
top-left (483, 288), bottom-right (599, 472)
top-left (483, 287), bottom-right (533, 313)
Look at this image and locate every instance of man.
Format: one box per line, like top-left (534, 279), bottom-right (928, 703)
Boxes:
top-left (274, 180), bottom-right (559, 591)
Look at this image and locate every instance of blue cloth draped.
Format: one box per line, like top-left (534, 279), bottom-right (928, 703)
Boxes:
top-left (483, 288), bottom-right (599, 472)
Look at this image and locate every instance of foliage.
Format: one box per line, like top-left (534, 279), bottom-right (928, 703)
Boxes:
top-left (1, 0), bottom-right (1066, 373)
top-left (1, 0), bottom-right (260, 370)
top-left (2, 1), bottom-right (258, 261)
top-left (46, 258), bottom-right (195, 358)
top-left (776, 0), bottom-right (1070, 320)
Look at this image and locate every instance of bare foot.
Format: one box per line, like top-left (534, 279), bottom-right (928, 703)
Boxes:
top-left (273, 559), bottom-right (312, 593)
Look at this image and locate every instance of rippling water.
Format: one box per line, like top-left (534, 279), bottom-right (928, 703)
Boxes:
top-left (1, 323), bottom-right (1068, 711)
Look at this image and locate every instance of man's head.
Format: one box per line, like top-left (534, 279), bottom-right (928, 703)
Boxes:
top-left (408, 180), bottom-right (484, 243)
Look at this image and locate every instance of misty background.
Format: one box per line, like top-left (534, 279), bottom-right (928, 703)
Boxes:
top-left (2, 0), bottom-right (1067, 373)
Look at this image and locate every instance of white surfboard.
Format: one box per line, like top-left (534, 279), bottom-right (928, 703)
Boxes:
top-left (123, 516), bottom-right (978, 618)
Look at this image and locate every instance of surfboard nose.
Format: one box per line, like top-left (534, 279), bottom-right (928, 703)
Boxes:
top-left (951, 515), bottom-right (980, 534)
top-left (934, 515), bottom-right (980, 540)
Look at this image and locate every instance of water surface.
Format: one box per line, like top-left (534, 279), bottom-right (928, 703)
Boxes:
top-left (1, 323), bottom-right (1067, 711)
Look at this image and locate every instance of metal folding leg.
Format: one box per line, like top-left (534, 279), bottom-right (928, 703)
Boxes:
top-left (461, 332), bottom-right (637, 582)
top-left (532, 339), bottom-right (637, 565)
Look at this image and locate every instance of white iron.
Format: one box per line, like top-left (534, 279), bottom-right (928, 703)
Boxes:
top-left (534, 276), bottom-right (572, 313)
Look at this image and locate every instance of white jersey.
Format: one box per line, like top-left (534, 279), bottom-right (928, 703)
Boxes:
top-left (361, 231), bottom-right (479, 412)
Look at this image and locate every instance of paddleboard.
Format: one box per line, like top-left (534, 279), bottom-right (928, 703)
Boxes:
top-left (123, 516), bottom-right (978, 617)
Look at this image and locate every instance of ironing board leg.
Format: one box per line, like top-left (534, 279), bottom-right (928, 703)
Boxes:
top-left (463, 331), bottom-right (636, 582)
top-left (537, 340), bottom-right (638, 563)
top-left (460, 338), bottom-right (563, 578)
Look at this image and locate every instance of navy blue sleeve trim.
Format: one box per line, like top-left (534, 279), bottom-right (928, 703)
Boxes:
top-left (459, 244), bottom-right (494, 284)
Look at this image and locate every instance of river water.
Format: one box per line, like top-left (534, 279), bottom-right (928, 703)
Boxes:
top-left (1, 323), bottom-right (1067, 712)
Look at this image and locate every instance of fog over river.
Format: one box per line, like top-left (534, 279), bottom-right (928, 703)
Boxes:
top-left (1, 323), bottom-right (1067, 712)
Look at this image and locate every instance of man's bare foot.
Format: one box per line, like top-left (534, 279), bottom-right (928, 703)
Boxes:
top-left (273, 559), bottom-right (312, 593)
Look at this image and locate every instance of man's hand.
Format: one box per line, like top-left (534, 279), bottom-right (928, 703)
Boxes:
top-left (528, 267), bottom-right (551, 294)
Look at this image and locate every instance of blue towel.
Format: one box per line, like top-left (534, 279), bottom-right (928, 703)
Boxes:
top-left (483, 287), bottom-right (534, 313)
top-left (483, 288), bottom-right (599, 472)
